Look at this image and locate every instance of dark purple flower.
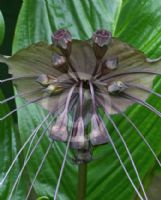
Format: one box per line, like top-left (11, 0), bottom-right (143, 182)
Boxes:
top-left (1, 28), bottom-right (161, 200)
top-left (1, 29), bottom-right (161, 154)
top-left (1, 28), bottom-right (161, 153)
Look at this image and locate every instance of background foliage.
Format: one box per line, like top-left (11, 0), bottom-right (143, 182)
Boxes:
top-left (1, 0), bottom-right (161, 199)
top-left (0, 11), bottom-right (4, 45)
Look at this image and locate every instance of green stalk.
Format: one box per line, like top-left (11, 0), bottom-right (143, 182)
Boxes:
top-left (77, 163), bottom-right (87, 200)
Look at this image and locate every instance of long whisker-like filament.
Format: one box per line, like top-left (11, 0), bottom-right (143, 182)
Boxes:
top-left (25, 142), bottom-right (53, 200)
top-left (23, 93), bottom-right (72, 166)
top-left (101, 71), bottom-right (161, 82)
top-left (23, 116), bottom-right (54, 165)
top-left (125, 83), bottom-right (161, 99)
top-left (0, 76), bottom-right (38, 83)
top-left (24, 90), bottom-right (77, 174)
top-left (96, 91), bottom-right (147, 199)
top-left (67, 58), bottom-right (80, 81)
top-left (114, 106), bottom-right (161, 167)
top-left (53, 88), bottom-right (78, 199)
top-left (0, 113), bottom-right (51, 186)
top-left (7, 118), bottom-right (54, 200)
top-left (54, 133), bottom-right (72, 200)
top-left (0, 88), bottom-right (43, 104)
top-left (8, 93), bottom-right (77, 199)
top-left (123, 93), bottom-right (161, 117)
top-left (99, 116), bottom-right (145, 200)
top-left (105, 112), bottom-right (148, 200)
top-left (0, 95), bottom-right (49, 121)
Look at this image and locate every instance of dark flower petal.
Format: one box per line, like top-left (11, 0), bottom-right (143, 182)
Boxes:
top-left (101, 38), bottom-right (161, 77)
top-left (1, 42), bottom-right (63, 78)
top-left (96, 92), bottom-right (132, 115)
top-left (70, 40), bottom-right (96, 80)
top-left (39, 89), bottom-right (68, 112)
top-left (95, 38), bottom-right (161, 112)
top-left (12, 78), bottom-right (44, 101)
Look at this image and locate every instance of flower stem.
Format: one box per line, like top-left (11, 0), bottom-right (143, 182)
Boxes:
top-left (77, 163), bottom-right (87, 200)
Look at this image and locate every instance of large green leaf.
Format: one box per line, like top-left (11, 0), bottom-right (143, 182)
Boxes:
top-left (0, 91), bottom-right (27, 200)
top-left (4, 0), bottom-right (161, 199)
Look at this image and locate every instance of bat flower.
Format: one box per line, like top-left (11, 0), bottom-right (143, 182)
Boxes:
top-left (1, 28), bottom-right (161, 200)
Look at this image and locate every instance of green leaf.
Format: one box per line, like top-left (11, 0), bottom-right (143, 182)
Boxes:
top-left (15, 97), bottom-right (77, 199)
top-left (114, 0), bottom-right (161, 58)
top-left (13, 0), bottom-right (122, 51)
top-left (5, 0), bottom-right (161, 199)
top-left (0, 11), bottom-right (5, 45)
top-left (0, 91), bottom-right (27, 200)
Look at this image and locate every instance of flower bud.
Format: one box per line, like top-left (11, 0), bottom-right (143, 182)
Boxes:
top-left (36, 74), bottom-right (49, 86)
top-left (70, 117), bottom-right (89, 149)
top-left (50, 111), bottom-right (68, 142)
top-left (104, 57), bottom-right (118, 70)
top-left (92, 29), bottom-right (112, 59)
top-left (36, 74), bottom-right (58, 87)
top-left (52, 53), bottom-right (66, 67)
top-left (101, 57), bottom-right (118, 75)
top-left (46, 84), bottom-right (63, 95)
top-left (52, 29), bottom-right (72, 56)
top-left (108, 81), bottom-right (127, 94)
top-left (93, 29), bottom-right (112, 47)
top-left (90, 114), bottom-right (109, 145)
